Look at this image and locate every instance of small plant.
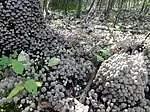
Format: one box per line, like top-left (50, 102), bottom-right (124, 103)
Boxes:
top-left (7, 84), bottom-right (25, 99)
top-left (0, 55), bottom-right (24, 75)
top-left (48, 57), bottom-right (60, 67)
top-left (0, 51), bottom-right (42, 99)
top-left (7, 80), bottom-right (42, 99)
top-left (0, 56), bottom-right (11, 71)
top-left (92, 46), bottom-right (112, 64)
top-left (11, 59), bottom-right (24, 75)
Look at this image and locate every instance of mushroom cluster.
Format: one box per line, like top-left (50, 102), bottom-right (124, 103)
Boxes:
top-left (86, 53), bottom-right (150, 112)
top-left (1, 0), bottom-right (150, 112)
top-left (0, 0), bottom-right (94, 111)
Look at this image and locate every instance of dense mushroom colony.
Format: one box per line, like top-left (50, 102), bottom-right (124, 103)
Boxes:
top-left (0, 0), bottom-right (150, 112)
top-left (0, 0), bottom-right (94, 111)
top-left (86, 53), bottom-right (150, 112)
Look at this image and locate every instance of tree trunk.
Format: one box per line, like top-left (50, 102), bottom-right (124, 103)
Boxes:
top-left (87, 0), bottom-right (96, 13)
top-left (41, 0), bottom-right (51, 17)
top-left (104, 0), bottom-right (115, 18)
top-left (64, 0), bottom-right (69, 15)
top-left (76, 0), bottom-right (82, 18)
top-left (91, 0), bottom-right (101, 16)
top-left (139, 0), bottom-right (147, 14)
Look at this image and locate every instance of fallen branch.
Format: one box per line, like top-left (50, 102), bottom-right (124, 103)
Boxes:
top-left (79, 67), bottom-right (97, 103)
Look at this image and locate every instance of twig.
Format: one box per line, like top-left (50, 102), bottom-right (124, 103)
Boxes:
top-left (141, 32), bottom-right (150, 44)
top-left (79, 68), bottom-right (97, 103)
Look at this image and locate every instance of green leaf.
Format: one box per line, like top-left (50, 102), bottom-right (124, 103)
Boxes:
top-left (36, 82), bottom-right (42, 87)
top-left (94, 54), bottom-right (104, 62)
top-left (100, 49), bottom-right (111, 57)
top-left (0, 60), bottom-right (4, 66)
top-left (0, 56), bottom-right (11, 68)
top-left (24, 80), bottom-right (37, 95)
top-left (0, 67), bottom-right (3, 71)
top-left (2, 56), bottom-right (11, 64)
top-left (7, 84), bottom-right (24, 99)
top-left (95, 46), bottom-right (103, 51)
top-left (12, 59), bottom-right (24, 74)
top-left (48, 57), bottom-right (60, 67)
top-left (18, 50), bottom-right (29, 63)
top-left (12, 51), bottom-right (18, 59)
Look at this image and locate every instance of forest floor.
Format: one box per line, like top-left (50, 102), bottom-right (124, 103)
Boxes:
top-left (46, 11), bottom-right (150, 52)
top-left (43, 11), bottom-right (150, 112)
top-left (1, 8), bottom-right (150, 112)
